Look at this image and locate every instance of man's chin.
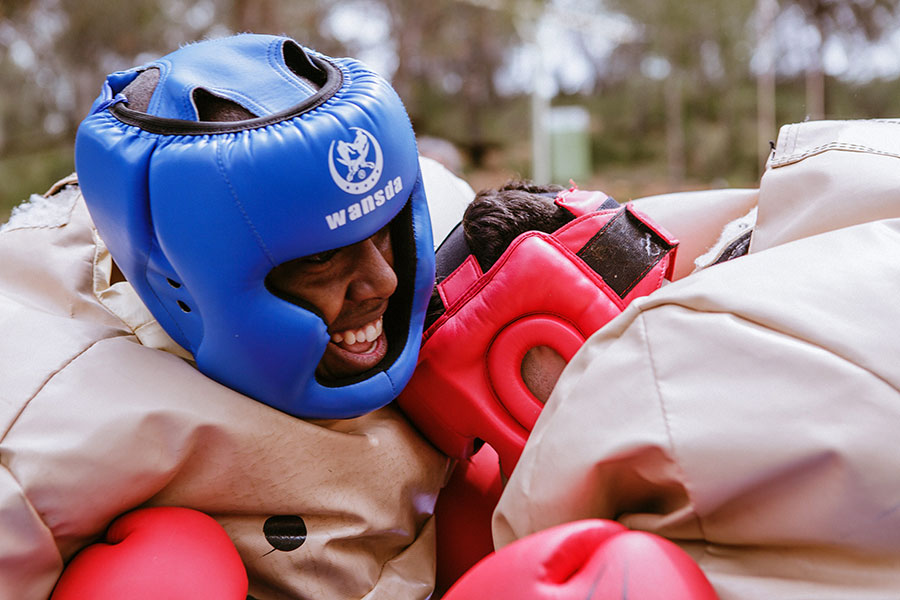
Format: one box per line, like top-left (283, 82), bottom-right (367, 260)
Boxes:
top-left (316, 332), bottom-right (388, 382)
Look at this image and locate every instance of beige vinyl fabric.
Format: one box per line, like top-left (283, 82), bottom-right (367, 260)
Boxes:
top-left (494, 119), bottom-right (900, 599)
top-left (0, 174), bottom-right (453, 600)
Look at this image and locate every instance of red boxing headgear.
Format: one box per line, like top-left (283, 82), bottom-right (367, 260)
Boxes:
top-left (397, 189), bottom-right (678, 474)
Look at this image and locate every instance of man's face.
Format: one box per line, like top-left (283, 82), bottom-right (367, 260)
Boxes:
top-left (268, 224), bottom-right (397, 381)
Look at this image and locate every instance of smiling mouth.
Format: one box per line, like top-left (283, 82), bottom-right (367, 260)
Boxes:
top-left (317, 316), bottom-right (388, 381)
top-left (330, 317), bottom-right (383, 349)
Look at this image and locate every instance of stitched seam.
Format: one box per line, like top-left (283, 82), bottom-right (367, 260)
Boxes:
top-left (637, 311), bottom-right (711, 551)
top-left (147, 59), bottom-right (170, 116)
top-left (215, 141), bottom-right (276, 265)
top-left (0, 466), bottom-right (62, 577)
top-left (268, 39), bottom-right (316, 97)
top-left (428, 233), bottom-right (627, 338)
top-left (437, 255), bottom-right (479, 307)
top-left (787, 122), bottom-right (799, 155)
top-left (669, 304), bottom-right (900, 393)
top-left (771, 141), bottom-right (900, 167)
top-left (481, 310), bottom-right (596, 421)
top-left (634, 300), bottom-right (900, 544)
top-left (182, 81), bottom-right (195, 119)
top-left (0, 339), bottom-right (106, 444)
top-left (619, 251), bottom-right (666, 298)
top-left (577, 207), bottom-right (672, 298)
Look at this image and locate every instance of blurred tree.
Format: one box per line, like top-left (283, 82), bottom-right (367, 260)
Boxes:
top-left (0, 0), bottom-right (350, 214)
top-left (756, 0), bottom-right (778, 172)
top-left (231, 0), bottom-right (277, 33)
top-left (603, 0), bottom-right (755, 184)
top-left (0, 0), bottom-right (32, 19)
top-left (382, 0), bottom-right (528, 166)
top-left (3, 0), bottom-right (900, 220)
top-left (0, 0), bottom-right (222, 155)
top-left (787, 0), bottom-right (900, 119)
top-left (0, 0), bottom-right (230, 214)
top-left (230, 0), bottom-right (349, 56)
top-left (56, 0), bottom-right (181, 126)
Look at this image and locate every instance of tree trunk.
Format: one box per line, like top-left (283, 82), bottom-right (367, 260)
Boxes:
top-left (231, 0), bottom-right (278, 34)
top-left (756, 0), bottom-right (777, 174)
top-left (805, 54), bottom-right (826, 120)
top-left (664, 72), bottom-right (685, 185)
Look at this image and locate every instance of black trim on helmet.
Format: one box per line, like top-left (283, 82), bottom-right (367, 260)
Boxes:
top-left (108, 54), bottom-right (344, 136)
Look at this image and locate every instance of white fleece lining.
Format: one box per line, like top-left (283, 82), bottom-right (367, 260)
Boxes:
top-left (693, 207), bottom-right (758, 273)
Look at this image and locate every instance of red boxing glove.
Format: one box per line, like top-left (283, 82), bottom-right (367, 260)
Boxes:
top-left (51, 507), bottom-right (248, 600)
top-left (443, 519), bottom-right (718, 600)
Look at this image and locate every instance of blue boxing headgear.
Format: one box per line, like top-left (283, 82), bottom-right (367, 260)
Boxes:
top-left (75, 34), bottom-right (434, 418)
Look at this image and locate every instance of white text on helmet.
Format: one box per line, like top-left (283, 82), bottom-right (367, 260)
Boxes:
top-left (325, 176), bottom-right (404, 231)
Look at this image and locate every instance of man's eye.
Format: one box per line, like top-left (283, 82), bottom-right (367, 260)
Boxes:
top-left (301, 249), bottom-right (339, 264)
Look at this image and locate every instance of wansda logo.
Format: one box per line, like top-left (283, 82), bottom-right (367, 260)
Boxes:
top-left (328, 127), bottom-right (384, 194)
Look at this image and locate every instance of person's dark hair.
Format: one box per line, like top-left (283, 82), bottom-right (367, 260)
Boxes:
top-left (462, 180), bottom-right (570, 269)
top-left (425, 180), bottom-right (572, 328)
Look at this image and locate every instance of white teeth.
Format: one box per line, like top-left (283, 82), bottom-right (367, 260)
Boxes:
top-left (331, 317), bottom-right (383, 347)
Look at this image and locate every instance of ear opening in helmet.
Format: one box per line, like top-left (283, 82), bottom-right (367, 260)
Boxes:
top-left (520, 345), bottom-right (566, 403)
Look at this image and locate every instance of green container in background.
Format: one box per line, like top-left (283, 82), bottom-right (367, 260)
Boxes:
top-left (549, 106), bottom-right (591, 184)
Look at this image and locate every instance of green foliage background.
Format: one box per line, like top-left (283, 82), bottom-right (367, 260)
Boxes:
top-left (2, 0), bottom-right (899, 221)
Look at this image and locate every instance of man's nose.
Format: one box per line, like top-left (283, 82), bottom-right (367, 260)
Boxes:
top-left (347, 238), bottom-right (397, 302)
